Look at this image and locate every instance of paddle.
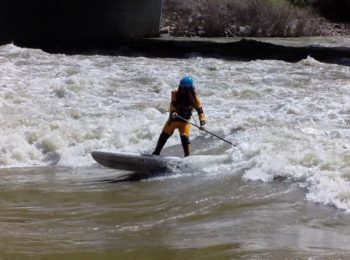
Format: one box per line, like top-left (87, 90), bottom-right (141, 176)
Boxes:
top-left (174, 114), bottom-right (236, 146)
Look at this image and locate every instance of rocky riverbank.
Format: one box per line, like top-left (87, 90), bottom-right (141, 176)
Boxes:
top-left (160, 0), bottom-right (350, 37)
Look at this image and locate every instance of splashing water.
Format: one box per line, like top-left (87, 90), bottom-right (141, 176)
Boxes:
top-left (1, 43), bottom-right (350, 211)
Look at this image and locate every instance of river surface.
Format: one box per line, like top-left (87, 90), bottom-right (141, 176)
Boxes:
top-left (1, 41), bottom-right (350, 259)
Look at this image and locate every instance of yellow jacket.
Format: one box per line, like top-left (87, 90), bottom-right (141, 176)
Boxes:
top-left (169, 90), bottom-right (205, 122)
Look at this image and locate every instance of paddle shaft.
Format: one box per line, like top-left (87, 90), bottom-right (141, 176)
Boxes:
top-left (175, 114), bottom-right (235, 146)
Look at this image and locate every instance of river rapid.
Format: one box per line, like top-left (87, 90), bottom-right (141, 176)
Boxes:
top-left (1, 42), bottom-right (350, 258)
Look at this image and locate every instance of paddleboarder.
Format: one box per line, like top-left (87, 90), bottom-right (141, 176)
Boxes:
top-left (153, 76), bottom-right (206, 157)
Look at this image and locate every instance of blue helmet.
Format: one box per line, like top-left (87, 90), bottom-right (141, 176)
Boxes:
top-left (179, 76), bottom-right (194, 88)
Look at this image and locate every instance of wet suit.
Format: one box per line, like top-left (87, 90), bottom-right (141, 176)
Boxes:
top-left (153, 88), bottom-right (205, 157)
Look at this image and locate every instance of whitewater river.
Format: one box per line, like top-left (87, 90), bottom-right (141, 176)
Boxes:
top-left (1, 42), bottom-right (350, 258)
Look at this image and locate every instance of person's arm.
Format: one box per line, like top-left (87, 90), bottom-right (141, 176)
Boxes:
top-left (169, 91), bottom-right (177, 119)
top-left (194, 95), bottom-right (206, 126)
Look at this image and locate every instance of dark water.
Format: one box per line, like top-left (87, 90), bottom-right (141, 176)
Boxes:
top-left (0, 166), bottom-right (349, 259)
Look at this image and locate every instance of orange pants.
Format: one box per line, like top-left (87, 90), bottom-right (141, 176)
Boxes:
top-left (162, 120), bottom-right (191, 137)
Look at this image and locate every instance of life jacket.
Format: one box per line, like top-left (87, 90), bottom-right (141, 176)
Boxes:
top-left (170, 89), bottom-right (205, 122)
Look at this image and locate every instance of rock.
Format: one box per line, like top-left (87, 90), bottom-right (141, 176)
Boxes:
top-left (256, 28), bottom-right (263, 36)
top-left (160, 26), bottom-right (170, 34)
top-left (239, 26), bottom-right (246, 34)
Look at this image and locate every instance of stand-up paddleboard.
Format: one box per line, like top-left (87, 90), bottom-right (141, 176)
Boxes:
top-left (91, 151), bottom-right (185, 181)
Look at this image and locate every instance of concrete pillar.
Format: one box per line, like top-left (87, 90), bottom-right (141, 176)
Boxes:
top-left (0, 0), bottom-right (163, 45)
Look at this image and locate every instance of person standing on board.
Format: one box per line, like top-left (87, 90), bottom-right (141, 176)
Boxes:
top-left (153, 76), bottom-right (206, 157)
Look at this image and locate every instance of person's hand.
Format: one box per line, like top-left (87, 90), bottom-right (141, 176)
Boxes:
top-left (170, 112), bottom-right (178, 119)
top-left (199, 120), bottom-right (206, 130)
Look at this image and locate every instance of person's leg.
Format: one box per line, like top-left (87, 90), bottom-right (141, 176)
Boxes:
top-left (153, 132), bottom-right (171, 155)
top-left (180, 135), bottom-right (191, 157)
top-left (153, 121), bottom-right (175, 155)
top-left (179, 123), bottom-right (191, 157)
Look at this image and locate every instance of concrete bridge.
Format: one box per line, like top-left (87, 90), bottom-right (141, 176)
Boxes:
top-left (0, 0), bottom-right (163, 46)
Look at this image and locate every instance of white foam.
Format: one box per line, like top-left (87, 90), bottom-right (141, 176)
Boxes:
top-left (1, 43), bottom-right (350, 211)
